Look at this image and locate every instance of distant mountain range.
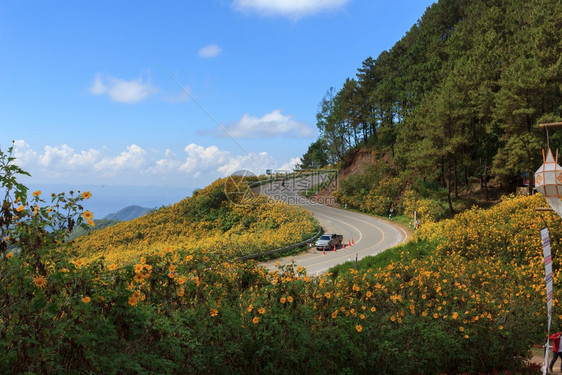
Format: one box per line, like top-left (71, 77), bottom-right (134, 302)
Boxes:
top-left (67, 205), bottom-right (154, 241)
top-left (103, 205), bottom-right (153, 221)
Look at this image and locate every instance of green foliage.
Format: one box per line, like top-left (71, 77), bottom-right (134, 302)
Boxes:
top-left (334, 158), bottom-right (405, 216)
top-left (67, 177), bottom-right (318, 265)
top-left (307, 0), bottom-right (562, 214)
top-left (66, 219), bottom-right (120, 241)
top-left (401, 188), bottom-right (449, 223)
top-left (328, 239), bottom-right (435, 278)
top-left (298, 139), bottom-right (330, 170)
top-left (0, 148), bottom-right (546, 374)
top-left (0, 143), bottom-right (93, 260)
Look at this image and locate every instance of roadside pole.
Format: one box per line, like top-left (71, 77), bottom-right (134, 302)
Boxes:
top-left (534, 122), bottom-right (562, 375)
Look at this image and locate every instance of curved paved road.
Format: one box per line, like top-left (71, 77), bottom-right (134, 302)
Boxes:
top-left (258, 174), bottom-right (410, 275)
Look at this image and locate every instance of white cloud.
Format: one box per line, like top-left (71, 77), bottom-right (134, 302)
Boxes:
top-left (38, 145), bottom-right (73, 167)
top-left (198, 44), bottom-right (222, 58)
top-left (10, 141), bottom-right (300, 187)
top-left (12, 140), bottom-right (37, 166)
top-left (217, 151), bottom-right (273, 176)
top-left (94, 144), bottom-right (147, 174)
top-left (68, 149), bottom-right (101, 167)
top-left (219, 110), bottom-right (316, 139)
top-left (89, 74), bottom-right (158, 103)
top-left (180, 144), bottom-right (230, 173)
top-left (232, 0), bottom-right (351, 18)
top-left (148, 149), bottom-right (181, 174)
top-left (279, 157), bottom-right (302, 171)
top-left (37, 144), bottom-right (100, 168)
top-left (89, 74), bottom-right (107, 95)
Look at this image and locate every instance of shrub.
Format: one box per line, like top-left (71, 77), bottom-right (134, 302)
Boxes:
top-left (0, 143), bottom-right (548, 374)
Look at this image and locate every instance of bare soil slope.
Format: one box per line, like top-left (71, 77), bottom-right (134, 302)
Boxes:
top-left (317, 148), bottom-right (377, 204)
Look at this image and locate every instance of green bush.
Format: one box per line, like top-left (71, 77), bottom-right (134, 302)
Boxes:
top-left (0, 143), bottom-right (545, 374)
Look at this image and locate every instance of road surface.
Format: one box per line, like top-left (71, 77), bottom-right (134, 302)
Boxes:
top-left (257, 173), bottom-right (410, 275)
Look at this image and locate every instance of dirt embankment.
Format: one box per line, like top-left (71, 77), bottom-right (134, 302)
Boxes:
top-left (317, 148), bottom-right (378, 204)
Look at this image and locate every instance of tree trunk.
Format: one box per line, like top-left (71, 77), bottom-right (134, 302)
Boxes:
top-left (484, 163), bottom-right (489, 200)
top-left (454, 157), bottom-right (459, 198)
top-left (447, 177), bottom-right (455, 214)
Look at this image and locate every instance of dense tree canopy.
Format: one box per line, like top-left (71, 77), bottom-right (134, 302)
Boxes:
top-left (308, 0), bottom-right (562, 203)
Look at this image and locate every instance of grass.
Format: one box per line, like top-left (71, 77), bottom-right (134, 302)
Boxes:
top-left (327, 239), bottom-right (435, 279)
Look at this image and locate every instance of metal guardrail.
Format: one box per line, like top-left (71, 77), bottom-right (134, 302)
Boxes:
top-left (234, 172), bottom-right (332, 261)
top-left (235, 225), bottom-right (323, 261)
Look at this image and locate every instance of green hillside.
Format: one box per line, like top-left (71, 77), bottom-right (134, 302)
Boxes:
top-left (68, 177), bottom-right (318, 265)
top-left (103, 205), bottom-right (152, 221)
top-left (66, 219), bottom-right (120, 241)
top-left (2, 0), bottom-right (562, 373)
top-left (1, 175), bottom-right (553, 374)
top-left (302, 0), bottom-right (562, 221)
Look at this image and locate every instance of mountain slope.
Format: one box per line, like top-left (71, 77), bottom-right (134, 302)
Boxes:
top-left (103, 205), bottom-right (152, 221)
top-left (69, 177), bottom-right (318, 265)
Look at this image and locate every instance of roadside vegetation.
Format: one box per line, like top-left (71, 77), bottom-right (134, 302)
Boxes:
top-left (299, 0), bottom-right (562, 223)
top-left (0, 148), bottom-right (548, 375)
top-left (3, 0), bottom-right (562, 373)
top-left (68, 177), bottom-right (318, 266)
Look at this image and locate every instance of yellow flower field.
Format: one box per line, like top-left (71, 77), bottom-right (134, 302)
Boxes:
top-left (69, 177), bottom-right (318, 265)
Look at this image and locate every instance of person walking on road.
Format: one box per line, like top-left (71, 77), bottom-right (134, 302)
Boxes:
top-left (550, 331), bottom-right (562, 373)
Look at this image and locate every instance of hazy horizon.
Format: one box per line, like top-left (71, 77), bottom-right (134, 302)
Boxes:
top-left (26, 183), bottom-right (194, 219)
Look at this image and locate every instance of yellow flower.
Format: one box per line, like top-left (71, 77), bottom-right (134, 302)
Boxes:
top-left (32, 190), bottom-right (41, 197)
top-left (82, 296), bottom-right (91, 303)
top-left (210, 308), bottom-right (219, 317)
top-left (459, 327), bottom-right (464, 332)
top-left (87, 219), bottom-right (95, 227)
top-left (5, 252), bottom-right (14, 259)
top-left (287, 296), bottom-right (293, 303)
top-left (33, 275), bottom-right (47, 289)
top-left (128, 296), bottom-right (138, 306)
top-left (332, 310), bottom-right (338, 319)
top-left (81, 191), bottom-right (92, 199)
top-left (371, 307), bottom-right (376, 312)
top-left (355, 325), bottom-right (363, 333)
top-left (280, 297), bottom-right (286, 304)
top-left (108, 264), bottom-right (117, 271)
top-left (247, 304), bottom-right (254, 313)
top-left (16, 205), bottom-right (24, 212)
top-left (258, 307), bottom-right (265, 315)
top-left (252, 316), bottom-right (259, 324)
top-left (82, 210), bottom-right (94, 220)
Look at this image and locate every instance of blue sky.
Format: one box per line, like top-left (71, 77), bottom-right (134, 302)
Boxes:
top-left (1, 0), bottom-right (435, 195)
